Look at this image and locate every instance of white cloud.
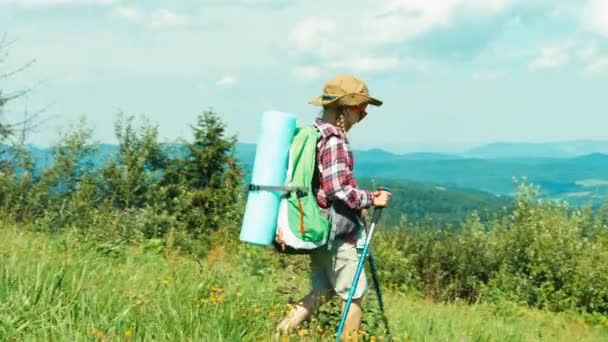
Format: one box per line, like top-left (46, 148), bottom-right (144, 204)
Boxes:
top-left (583, 0), bottom-right (608, 38)
top-left (114, 6), bottom-right (141, 21)
top-left (472, 70), bottom-right (507, 80)
top-left (0, 0), bottom-right (117, 8)
top-left (216, 75), bottom-right (238, 88)
top-left (528, 42), bottom-right (573, 71)
top-left (361, 0), bottom-right (516, 46)
top-left (148, 9), bottom-right (184, 29)
top-left (578, 41), bottom-right (598, 61)
top-left (113, 6), bottom-right (185, 29)
top-left (291, 66), bottom-right (322, 81)
top-left (201, 0), bottom-right (291, 8)
top-left (287, 17), bottom-right (419, 74)
top-left (582, 57), bottom-right (608, 75)
top-left (286, 0), bottom-right (526, 75)
top-left (327, 56), bottom-right (401, 73)
top-left (287, 18), bottom-right (339, 59)
top-left (223, 0), bottom-right (288, 5)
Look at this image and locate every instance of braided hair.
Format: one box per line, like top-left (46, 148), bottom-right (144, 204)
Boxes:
top-left (336, 112), bottom-right (346, 135)
top-left (321, 105), bottom-right (347, 135)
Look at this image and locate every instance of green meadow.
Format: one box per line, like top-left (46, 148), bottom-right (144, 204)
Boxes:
top-left (2, 224), bottom-right (607, 342)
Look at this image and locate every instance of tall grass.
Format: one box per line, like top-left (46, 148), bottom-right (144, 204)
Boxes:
top-left (2, 223), bottom-right (607, 341)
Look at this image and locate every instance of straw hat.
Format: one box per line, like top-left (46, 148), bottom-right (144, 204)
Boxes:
top-left (308, 74), bottom-right (383, 107)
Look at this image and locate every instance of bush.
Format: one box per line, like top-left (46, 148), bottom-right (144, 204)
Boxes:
top-left (374, 180), bottom-right (608, 314)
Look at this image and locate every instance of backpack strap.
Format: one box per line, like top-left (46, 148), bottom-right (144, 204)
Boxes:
top-left (248, 184), bottom-right (308, 230)
top-left (247, 184), bottom-right (308, 196)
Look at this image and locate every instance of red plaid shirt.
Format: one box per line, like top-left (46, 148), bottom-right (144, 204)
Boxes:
top-left (313, 118), bottom-right (374, 211)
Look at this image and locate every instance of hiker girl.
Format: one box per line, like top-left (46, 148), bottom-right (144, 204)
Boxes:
top-left (276, 74), bottom-right (391, 338)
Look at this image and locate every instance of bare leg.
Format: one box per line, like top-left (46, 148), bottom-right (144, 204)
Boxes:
top-left (275, 291), bottom-right (334, 335)
top-left (340, 298), bottom-right (363, 341)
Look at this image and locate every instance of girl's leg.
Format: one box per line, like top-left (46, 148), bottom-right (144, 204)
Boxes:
top-left (340, 297), bottom-right (363, 340)
top-left (275, 290), bottom-right (334, 334)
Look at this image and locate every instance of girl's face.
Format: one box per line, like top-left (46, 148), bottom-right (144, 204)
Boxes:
top-left (343, 104), bottom-right (368, 131)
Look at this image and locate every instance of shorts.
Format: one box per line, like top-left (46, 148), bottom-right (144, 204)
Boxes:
top-left (310, 239), bottom-right (368, 300)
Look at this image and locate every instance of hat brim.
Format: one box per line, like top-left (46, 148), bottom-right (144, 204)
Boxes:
top-left (309, 93), bottom-right (383, 107)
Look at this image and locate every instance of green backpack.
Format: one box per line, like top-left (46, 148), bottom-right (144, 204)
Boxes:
top-left (274, 126), bottom-right (331, 254)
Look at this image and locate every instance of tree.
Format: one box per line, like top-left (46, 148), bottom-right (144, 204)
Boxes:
top-left (0, 34), bottom-right (38, 171)
top-left (100, 114), bottom-right (168, 209)
top-left (161, 109), bottom-right (244, 237)
top-left (0, 91), bottom-right (10, 142)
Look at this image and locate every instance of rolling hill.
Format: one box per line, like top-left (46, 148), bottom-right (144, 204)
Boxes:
top-left (6, 142), bottom-right (608, 210)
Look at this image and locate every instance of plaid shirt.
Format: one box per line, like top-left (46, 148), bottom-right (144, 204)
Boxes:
top-left (313, 118), bottom-right (374, 211)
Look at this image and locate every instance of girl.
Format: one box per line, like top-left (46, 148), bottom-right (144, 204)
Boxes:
top-left (275, 74), bottom-right (391, 339)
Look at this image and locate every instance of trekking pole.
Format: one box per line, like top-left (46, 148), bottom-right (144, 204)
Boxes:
top-left (368, 251), bottom-right (392, 338)
top-left (335, 187), bottom-right (390, 341)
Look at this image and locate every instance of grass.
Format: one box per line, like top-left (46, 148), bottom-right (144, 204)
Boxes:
top-left (1, 223), bottom-right (607, 341)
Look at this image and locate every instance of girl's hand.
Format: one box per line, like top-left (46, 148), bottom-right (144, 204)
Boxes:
top-left (372, 190), bottom-right (391, 208)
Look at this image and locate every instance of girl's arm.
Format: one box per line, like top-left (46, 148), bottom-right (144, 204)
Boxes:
top-left (318, 136), bottom-right (374, 210)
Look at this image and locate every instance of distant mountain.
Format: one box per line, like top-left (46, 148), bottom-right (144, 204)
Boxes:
top-left (466, 141), bottom-right (608, 159)
top-left (235, 143), bottom-right (460, 165)
top-left (357, 178), bottom-right (512, 227)
top-left (8, 142), bottom-right (608, 208)
top-left (235, 143), bottom-right (256, 174)
top-left (349, 148), bottom-right (401, 163)
top-left (400, 152), bottom-right (460, 160)
top-left (353, 153), bottom-right (608, 206)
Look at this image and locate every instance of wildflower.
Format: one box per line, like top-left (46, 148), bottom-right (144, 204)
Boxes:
top-left (124, 328), bottom-right (133, 339)
top-left (162, 279), bottom-right (169, 286)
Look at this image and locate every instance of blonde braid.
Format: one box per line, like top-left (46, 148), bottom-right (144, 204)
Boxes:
top-left (336, 112), bottom-right (346, 135)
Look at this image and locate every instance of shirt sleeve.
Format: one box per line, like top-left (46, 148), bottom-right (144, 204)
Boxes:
top-left (318, 136), bottom-right (374, 210)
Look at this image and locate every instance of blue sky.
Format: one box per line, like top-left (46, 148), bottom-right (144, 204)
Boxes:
top-left (1, 0), bottom-right (607, 153)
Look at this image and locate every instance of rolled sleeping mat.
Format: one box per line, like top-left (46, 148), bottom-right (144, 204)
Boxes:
top-left (240, 111), bottom-right (297, 246)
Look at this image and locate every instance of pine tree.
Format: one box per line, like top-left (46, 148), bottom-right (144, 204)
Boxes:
top-left (163, 109), bottom-right (244, 237)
